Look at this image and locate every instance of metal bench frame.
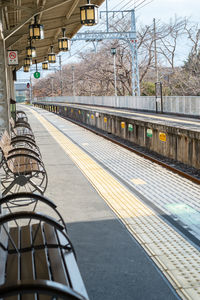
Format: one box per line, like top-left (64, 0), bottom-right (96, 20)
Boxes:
top-left (1, 153), bottom-right (47, 195)
top-left (0, 207), bottom-right (88, 300)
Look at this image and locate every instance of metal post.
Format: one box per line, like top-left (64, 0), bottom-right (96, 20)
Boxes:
top-left (113, 54), bottom-right (117, 97)
top-left (153, 18), bottom-right (159, 82)
top-left (72, 66), bottom-right (75, 96)
top-left (130, 9), bottom-right (140, 96)
top-left (59, 55), bottom-right (63, 96)
top-left (30, 74), bottom-right (32, 103)
top-left (51, 77), bottom-right (53, 96)
top-left (106, 0), bottom-right (109, 32)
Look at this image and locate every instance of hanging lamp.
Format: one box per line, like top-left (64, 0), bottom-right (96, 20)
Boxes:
top-left (48, 46), bottom-right (56, 63)
top-left (58, 28), bottom-right (71, 51)
top-left (42, 57), bottom-right (48, 70)
top-left (80, 0), bottom-right (99, 26)
top-left (23, 65), bottom-right (30, 72)
top-left (29, 15), bottom-right (44, 40)
top-left (24, 57), bottom-right (32, 66)
top-left (26, 39), bottom-right (36, 58)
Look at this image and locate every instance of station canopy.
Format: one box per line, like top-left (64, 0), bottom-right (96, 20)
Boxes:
top-left (2, 0), bottom-right (104, 69)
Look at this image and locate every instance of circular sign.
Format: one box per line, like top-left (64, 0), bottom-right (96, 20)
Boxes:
top-left (9, 51), bottom-right (17, 59)
top-left (34, 72), bottom-right (40, 79)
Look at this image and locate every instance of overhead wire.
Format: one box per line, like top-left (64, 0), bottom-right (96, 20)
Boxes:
top-left (51, 0), bottom-right (154, 68)
top-left (64, 0), bottom-right (138, 61)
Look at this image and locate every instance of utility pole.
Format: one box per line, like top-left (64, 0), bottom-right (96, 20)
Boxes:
top-left (59, 55), bottom-right (63, 96)
top-left (72, 66), bottom-right (75, 96)
top-left (106, 0), bottom-right (109, 32)
top-left (50, 77), bottom-right (53, 96)
top-left (111, 48), bottom-right (117, 97)
top-left (153, 18), bottom-right (159, 82)
top-left (30, 74), bottom-right (32, 103)
top-left (72, 9), bottom-right (140, 96)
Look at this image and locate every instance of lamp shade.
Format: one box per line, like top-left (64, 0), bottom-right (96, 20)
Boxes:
top-left (23, 65), bottom-right (30, 72)
top-left (111, 48), bottom-right (116, 55)
top-left (48, 46), bottom-right (56, 63)
top-left (29, 16), bottom-right (44, 40)
top-left (26, 45), bottom-right (36, 58)
top-left (42, 59), bottom-right (48, 70)
top-left (24, 57), bottom-right (32, 66)
top-left (80, 0), bottom-right (98, 26)
top-left (58, 28), bottom-right (71, 51)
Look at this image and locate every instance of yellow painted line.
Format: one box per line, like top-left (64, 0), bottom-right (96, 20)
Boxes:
top-left (72, 104), bottom-right (200, 127)
top-left (31, 108), bottom-right (200, 300)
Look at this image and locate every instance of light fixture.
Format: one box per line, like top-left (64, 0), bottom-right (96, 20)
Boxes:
top-left (80, 0), bottom-right (99, 26)
top-left (42, 57), bottom-right (48, 70)
top-left (24, 57), bottom-right (32, 66)
top-left (111, 47), bottom-right (116, 55)
top-left (23, 65), bottom-right (30, 72)
top-left (58, 28), bottom-right (71, 51)
top-left (26, 39), bottom-right (36, 58)
top-left (48, 46), bottom-right (56, 63)
top-left (29, 15), bottom-right (44, 40)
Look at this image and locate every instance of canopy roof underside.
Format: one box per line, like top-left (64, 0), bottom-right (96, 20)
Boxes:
top-left (1, 0), bottom-right (104, 69)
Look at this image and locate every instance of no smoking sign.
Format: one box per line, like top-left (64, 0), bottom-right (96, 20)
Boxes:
top-left (8, 50), bottom-right (18, 66)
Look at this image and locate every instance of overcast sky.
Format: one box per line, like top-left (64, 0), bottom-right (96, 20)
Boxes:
top-left (99, 0), bottom-right (200, 25)
top-left (135, 0), bottom-right (199, 24)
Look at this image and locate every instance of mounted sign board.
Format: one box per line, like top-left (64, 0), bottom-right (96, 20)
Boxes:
top-left (128, 124), bottom-right (133, 132)
top-left (34, 72), bottom-right (40, 79)
top-left (159, 132), bottom-right (167, 142)
top-left (147, 129), bottom-right (153, 138)
top-left (8, 50), bottom-right (18, 66)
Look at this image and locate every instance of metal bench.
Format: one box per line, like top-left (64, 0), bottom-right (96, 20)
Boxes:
top-left (0, 133), bottom-right (47, 195)
top-left (0, 130), bottom-right (41, 158)
top-left (16, 110), bottom-right (28, 123)
top-left (10, 117), bottom-right (35, 139)
top-left (0, 193), bottom-right (88, 300)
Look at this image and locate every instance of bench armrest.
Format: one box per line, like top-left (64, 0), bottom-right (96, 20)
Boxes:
top-left (0, 193), bottom-right (56, 209)
top-left (6, 152), bottom-right (43, 164)
top-left (0, 211), bottom-right (64, 231)
top-left (11, 135), bottom-right (35, 143)
top-left (0, 280), bottom-right (87, 300)
top-left (8, 147), bottom-right (40, 158)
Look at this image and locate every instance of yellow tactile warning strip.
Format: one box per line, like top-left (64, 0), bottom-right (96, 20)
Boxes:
top-left (31, 109), bottom-right (200, 300)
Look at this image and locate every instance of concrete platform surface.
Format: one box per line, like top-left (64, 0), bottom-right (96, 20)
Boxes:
top-left (20, 105), bottom-right (181, 300)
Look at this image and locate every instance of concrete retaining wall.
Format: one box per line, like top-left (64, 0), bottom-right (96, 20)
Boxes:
top-left (35, 103), bottom-right (200, 169)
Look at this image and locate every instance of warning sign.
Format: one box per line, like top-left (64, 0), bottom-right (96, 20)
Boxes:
top-left (8, 50), bottom-right (18, 66)
top-left (159, 132), bottom-right (167, 142)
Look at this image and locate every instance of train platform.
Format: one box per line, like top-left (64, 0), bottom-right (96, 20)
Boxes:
top-left (36, 102), bottom-right (200, 131)
top-left (18, 105), bottom-right (200, 300)
top-left (34, 101), bottom-right (200, 171)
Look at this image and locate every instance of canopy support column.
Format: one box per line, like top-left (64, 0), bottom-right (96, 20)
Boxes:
top-left (0, 5), bottom-right (10, 134)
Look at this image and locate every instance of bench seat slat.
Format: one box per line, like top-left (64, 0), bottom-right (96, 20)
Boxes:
top-left (56, 231), bottom-right (89, 299)
top-left (32, 224), bottom-right (51, 300)
top-left (6, 227), bottom-right (20, 300)
top-left (21, 226), bottom-right (35, 300)
top-left (43, 223), bottom-right (70, 286)
top-left (31, 224), bottom-right (50, 280)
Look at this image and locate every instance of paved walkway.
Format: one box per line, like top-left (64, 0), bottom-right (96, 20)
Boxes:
top-left (21, 105), bottom-right (180, 300)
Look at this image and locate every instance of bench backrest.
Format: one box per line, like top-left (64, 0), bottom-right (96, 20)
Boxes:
top-left (0, 131), bottom-right (12, 157)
